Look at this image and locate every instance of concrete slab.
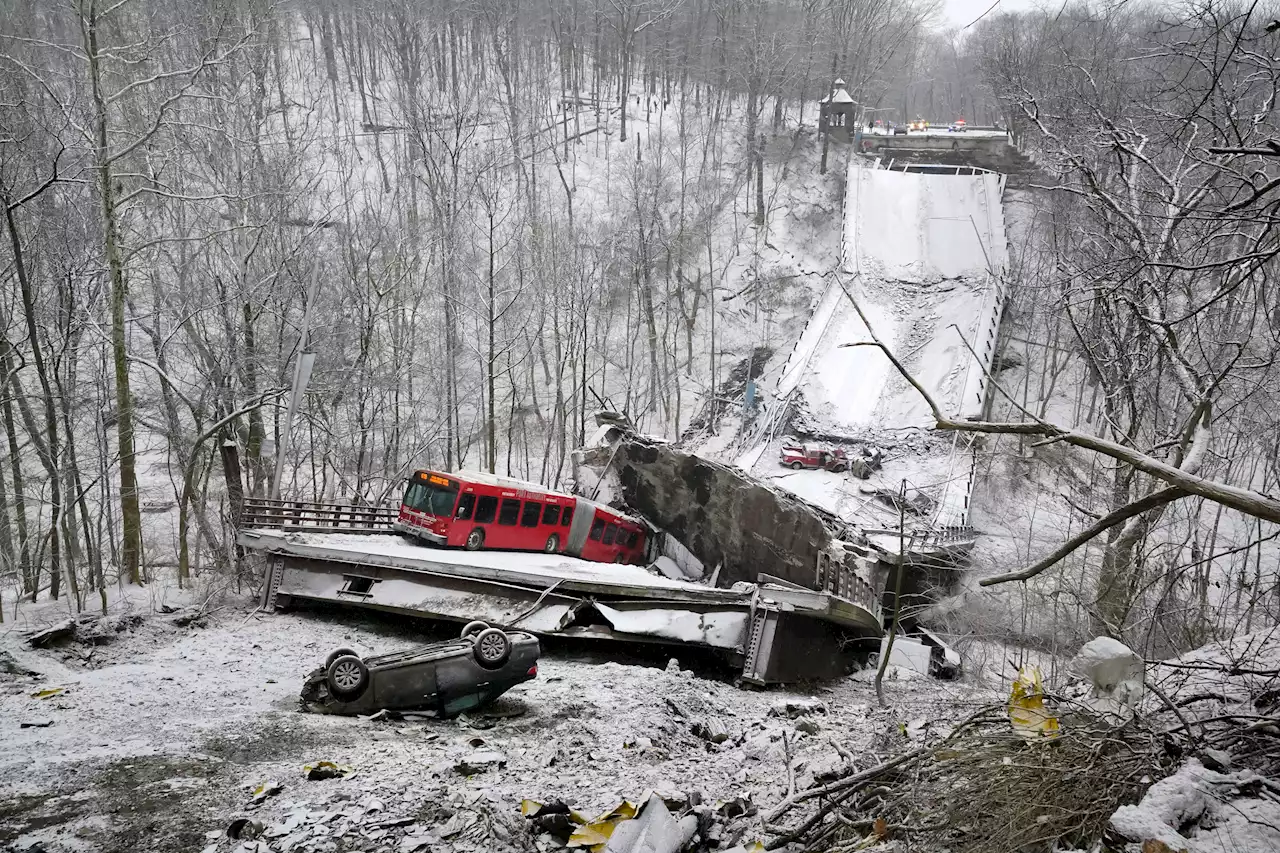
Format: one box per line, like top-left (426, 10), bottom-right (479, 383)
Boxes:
top-left (239, 528), bottom-right (884, 682)
top-left (881, 636), bottom-right (931, 675)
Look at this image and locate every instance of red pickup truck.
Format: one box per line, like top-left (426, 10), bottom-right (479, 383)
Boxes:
top-left (780, 444), bottom-right (849, 472)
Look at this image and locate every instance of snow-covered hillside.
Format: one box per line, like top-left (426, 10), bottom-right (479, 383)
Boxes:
top-left (712, 162), bottom-right (1006, 541)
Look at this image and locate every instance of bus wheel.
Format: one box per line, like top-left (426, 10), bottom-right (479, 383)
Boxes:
top-left (465, 528), bottom-right (485, 551)
top-left (544, 534), bottom-right (560, 553)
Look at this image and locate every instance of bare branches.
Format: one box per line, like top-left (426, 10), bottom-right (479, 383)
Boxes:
top-left (1207, 140), bottom-right (1280, 156)
top-left (2, 146), bottom-right (66, 212)
top-left (980, 487), bottom-right (1189, 586)
top-left (837, 277), bottom-right (1280, 540)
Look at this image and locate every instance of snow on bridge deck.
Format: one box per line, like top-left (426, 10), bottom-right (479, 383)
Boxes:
top-left (739, 161), bottom-right (1007, 536)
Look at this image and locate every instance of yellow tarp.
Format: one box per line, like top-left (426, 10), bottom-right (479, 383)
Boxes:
top-left (1008, 665), bottom-right (1059, 740)
top-left (565, 800), bottom-right (639, 851)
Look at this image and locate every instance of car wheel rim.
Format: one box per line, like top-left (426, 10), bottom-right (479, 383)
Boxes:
top-left (333, 662), bottom-right (362, 690)
top-left (480, 634), bottom-right (505, 662)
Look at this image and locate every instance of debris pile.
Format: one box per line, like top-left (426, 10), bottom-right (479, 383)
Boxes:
top-left (23, 612), bottom-right (145, 648)
top-left (522, 790), bottom-right (766, 853)
top-left (765, 699), bottom-right (1170, 852)
top-left (765, 635), bottom-right (1280, 853)
top-left (1109, 758), bottom-right (1280, 852)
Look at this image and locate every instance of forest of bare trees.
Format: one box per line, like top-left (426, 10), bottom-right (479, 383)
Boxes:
top-left (0, 0), bottom-right (964, 612)
top-left (2, 0), bottom-right (1278, 662)
top-left (961, 2), bottom-right (1280, 650)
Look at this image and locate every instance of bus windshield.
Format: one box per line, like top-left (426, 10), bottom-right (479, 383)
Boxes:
top-left (403, 479), bottom-right (460, 517)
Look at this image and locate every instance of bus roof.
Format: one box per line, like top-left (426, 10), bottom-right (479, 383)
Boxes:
top-left (415, 469), bottom-right (560, 495)
top-left (572, 495), bottom-right (647, 528)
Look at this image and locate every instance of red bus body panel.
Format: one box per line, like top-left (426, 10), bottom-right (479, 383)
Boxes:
top-left (396, 470), bottom-right (647, 565)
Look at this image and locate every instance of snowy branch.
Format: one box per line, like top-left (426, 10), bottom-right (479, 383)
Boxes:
top-left (836, 283), bottom-right (1280, 527)
top-left (979, 487), bottom-right (1188, 586)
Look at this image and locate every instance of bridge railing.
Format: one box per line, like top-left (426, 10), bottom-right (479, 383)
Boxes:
top-left (240, 498), bottom-right (398, 534)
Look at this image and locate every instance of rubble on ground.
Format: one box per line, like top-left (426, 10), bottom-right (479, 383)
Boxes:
top-left (0, 602), bottom-right (982, 853)
top-left (769, 633), bottom-right (1280, 853)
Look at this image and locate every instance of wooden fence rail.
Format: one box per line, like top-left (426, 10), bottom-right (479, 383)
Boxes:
top-left (240, 498), bottom-right (398, 534)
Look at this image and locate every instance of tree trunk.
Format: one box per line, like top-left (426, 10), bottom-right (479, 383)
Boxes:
top-left (0, 432), bottom-right (14, 611)
top-left (487, 209), bottom-right (497, 473)
top-left (242, 303), bottom-right (264, 494)
top-left (55, 318), bottom-right (95, 610)
top-left (87, 9), bottom-right (143, 585)
top-left (4, 201), bottom-right (64, 601)
top-left (220, 439), bottom-right (246, 581)
top-left (0, 352), bottom-right (32, 596)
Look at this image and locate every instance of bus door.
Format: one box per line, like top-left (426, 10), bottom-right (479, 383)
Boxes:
top-left (445, 488), bottom-right (479, 547)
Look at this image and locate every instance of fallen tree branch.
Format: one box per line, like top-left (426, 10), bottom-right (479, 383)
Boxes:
top-left (979, 487), bottom-right (1188, 586)
top-left (834, 280), bottom-right (1280, 526)
top-left (506, 581), bottom-right (567, 628)
top-left (765, 708), bottom-right (1002, 825)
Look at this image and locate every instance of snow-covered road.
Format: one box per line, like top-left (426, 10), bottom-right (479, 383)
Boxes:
top-left (740, 161), bottom-right (1008, 531)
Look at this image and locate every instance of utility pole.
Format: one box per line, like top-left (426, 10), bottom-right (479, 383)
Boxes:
top-left (875, 479), bottom-right (909, 706)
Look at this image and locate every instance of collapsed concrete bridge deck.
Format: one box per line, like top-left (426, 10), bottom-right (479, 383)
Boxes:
top-left (240, 527), bottom-right (883, 685)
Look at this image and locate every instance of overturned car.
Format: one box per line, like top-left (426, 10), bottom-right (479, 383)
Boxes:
top-left (300, 621), bottom-right (539, 717)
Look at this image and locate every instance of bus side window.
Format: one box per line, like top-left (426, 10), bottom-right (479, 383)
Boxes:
top-left (561, 507), bottom-right (574, 527)
top-left (602, 523), bottom-right (618, 545)
top-left (456, 493), bottom-right (476, 520)
top-left (520, 501), bottom-right (542, 528)
top-left (475, 495), bottom-right (498, 524)
top-left (588, 517), bottom-right (605, 541)
top-left (498, 498), bottom-right (521, 526)
top-left (542, 504), bottom-right (561, 526)
top-left (624, 530), bottom-right (637, 547)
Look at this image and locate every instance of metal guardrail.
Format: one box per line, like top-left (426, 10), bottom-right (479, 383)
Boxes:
top-left (915, 524), bottom-right (978, 548)
top-left (240, 498), bottom-right (397, 534)
top-left (816, 550), bottom-right (883, 622)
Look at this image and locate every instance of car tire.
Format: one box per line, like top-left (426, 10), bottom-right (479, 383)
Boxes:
top-left (544, 534), bottom-right (560, 553)
top-left (790, 461), bottom-right (803, 470)
top-left (460, 620), bottom-right (490, 639)
top-left (465, 528), bottom-right (485, 551)
top-left (324, 647), bottom-right (360, 669)
top-left (472, 628), bottom-right (512, 670)
top-left (326, 654), bottom-right (369, 700)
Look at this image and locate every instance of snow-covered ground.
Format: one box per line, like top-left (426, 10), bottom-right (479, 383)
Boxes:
top-left (0, 591), bottom-right (988, 853)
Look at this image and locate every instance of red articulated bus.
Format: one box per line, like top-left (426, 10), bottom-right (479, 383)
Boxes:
top-left (393, 470), bottom-right (649, 565)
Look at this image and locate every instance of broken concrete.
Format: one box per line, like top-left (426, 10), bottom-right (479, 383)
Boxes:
top-left (454, 751), bottom-right (506, 775)
top-left (611, 438), bottom-right (840, 589)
